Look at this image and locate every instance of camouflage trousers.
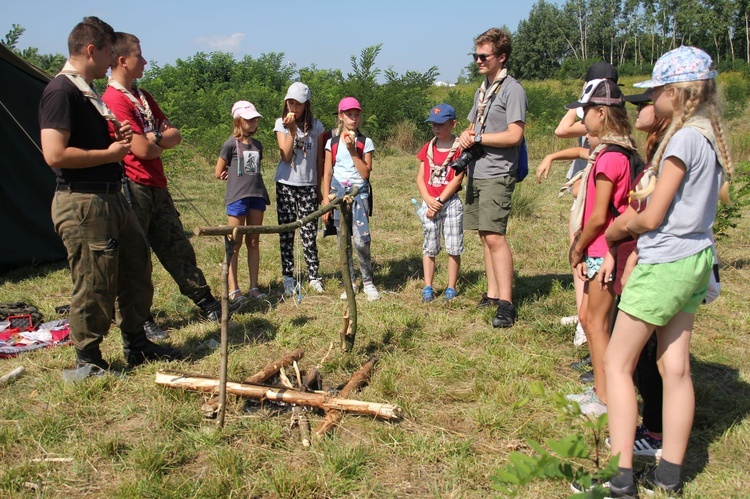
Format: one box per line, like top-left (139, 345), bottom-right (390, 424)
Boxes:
top-left (51, 189), bottom-right (153, 351)
top-left (126, 180), bottom-right (212, 305)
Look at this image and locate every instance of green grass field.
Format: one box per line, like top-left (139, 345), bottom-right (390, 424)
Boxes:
top-left (1, 141), bottom-right (748, 497)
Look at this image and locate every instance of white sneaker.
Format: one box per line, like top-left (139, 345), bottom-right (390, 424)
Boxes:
top-left (573, 322), bottom-right (587, 347)
top-left (308, 278), bottom-right (324, 293)
top-left (576, 390), bottom-right (607, 417)
top-left (283, 276), bottom-right (296, 297)
top-left (363, 282), bottom-right (380, 301)
top-left (560, 314), bottom-right (579, 326)
top-left (565, 386), bottom-right (594, 403)
top-left (340, 283), bottom-right (358, 300)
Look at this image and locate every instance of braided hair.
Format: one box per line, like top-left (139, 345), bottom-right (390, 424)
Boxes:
top-left (632, 79), bottom-right (733, 204)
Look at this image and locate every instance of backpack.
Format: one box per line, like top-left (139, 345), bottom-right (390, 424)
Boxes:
top-left (517, 137), bottom-right (528, 182)
top-left (602, 145), bottom-right (646, 185)
top-left (599, 145), bottom-right (646, 217)
top-left (323, 129), bottom-right (373, 216)
top-left (0, 302), bottom-right (44, 329)
top-left (567, 144), bottom-right (641, 236)
top-left (325, 130), bottom-right (366, 165)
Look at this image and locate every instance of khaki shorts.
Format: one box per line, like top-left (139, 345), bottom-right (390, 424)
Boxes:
top-left (619, 247), bottom-right (712, 326)
top-left (463, 175), bottom-right (516, 234)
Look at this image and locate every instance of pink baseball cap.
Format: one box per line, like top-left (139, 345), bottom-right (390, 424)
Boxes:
top-left (338, 97), bottom-right (361, 113)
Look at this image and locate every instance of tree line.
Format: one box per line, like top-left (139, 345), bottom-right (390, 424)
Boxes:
top-left (510, 0), bottom-right (750, 80)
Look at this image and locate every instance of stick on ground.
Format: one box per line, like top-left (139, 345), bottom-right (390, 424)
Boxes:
top-left (315, 357), bottom-right (378, 437)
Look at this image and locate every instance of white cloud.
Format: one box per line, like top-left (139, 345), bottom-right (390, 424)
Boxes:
top-left (194, 33), bottom-right (246, 51)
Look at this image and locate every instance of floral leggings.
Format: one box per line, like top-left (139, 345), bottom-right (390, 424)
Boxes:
top-left (276, 183), bottom-right (320, 280)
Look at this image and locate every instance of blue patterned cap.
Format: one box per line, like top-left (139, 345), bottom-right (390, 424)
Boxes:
top-left (634, 46), bottom-right (717, 88)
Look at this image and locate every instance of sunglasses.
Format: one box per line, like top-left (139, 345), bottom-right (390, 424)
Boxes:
top-left (636, 102), bottom-right (652, 112)
top-left (472, 52), bottom-right (494, 62)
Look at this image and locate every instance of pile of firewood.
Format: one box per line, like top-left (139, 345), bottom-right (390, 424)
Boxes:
top-left (155, 350), bottom-right (401, 443)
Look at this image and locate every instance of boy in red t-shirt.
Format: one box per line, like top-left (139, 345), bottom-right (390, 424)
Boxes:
top-left (415, 104), bottom-right (465, 302)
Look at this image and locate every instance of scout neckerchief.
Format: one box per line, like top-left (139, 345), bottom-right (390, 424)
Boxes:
top-left (475, 67), bottom-right (508, 129)
top-left (426, 136), bottom-right (460, 186)
top-left (58, 61), bottom-right (119, 125)
top-left (560, 134), bottom-right (636, 237)
top-left (107, 79), bottom-right (156, 132)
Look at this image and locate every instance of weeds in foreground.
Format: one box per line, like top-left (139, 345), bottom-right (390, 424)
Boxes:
top-left (491, 382), bottom-right (618, 498)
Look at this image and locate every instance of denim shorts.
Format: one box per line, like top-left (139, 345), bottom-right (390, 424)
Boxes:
top-left (227, 196), bottom-right (266, 216)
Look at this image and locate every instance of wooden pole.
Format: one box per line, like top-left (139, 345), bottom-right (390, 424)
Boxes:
top-left (217, 236), bottom-right (234, 427)
top-left (193, 191), bottom-right (354, 237)
top-left (338, 197), bottom-right (357, 352)
top-left (155, 370), bottom-right (400, 420)
top-left (315, 357), bottom-right (377, 437)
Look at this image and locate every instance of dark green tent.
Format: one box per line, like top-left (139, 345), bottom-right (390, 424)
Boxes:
top-left (0, 43), bottom-right (65, 272)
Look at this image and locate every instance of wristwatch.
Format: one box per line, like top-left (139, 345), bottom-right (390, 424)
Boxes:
top-left (474, 133), bottom-right (482, 145)
top-left (153, 130), bottom-right (163, 145)
top-left (435, 196), bottom-right (443, 204)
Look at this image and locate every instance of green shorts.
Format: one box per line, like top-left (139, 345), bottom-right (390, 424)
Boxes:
top-left (619, 247), bottom-right (713, 326)
top-left (464, 175), bottom-right (516, 234)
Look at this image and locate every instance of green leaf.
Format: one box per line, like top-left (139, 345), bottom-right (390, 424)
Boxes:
top-left (547, 434), bottom-right (590, 458)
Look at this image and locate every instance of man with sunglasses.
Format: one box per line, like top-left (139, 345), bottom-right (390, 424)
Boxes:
top-left (458, 27), bottom-right (527, 328)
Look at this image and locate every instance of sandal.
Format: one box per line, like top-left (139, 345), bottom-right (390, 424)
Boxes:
top-left (249, 287), bottom-right (267, 300)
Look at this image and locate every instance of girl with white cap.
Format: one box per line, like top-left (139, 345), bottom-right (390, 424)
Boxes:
top-left (215, 101), bottom-right (270, 306)
top-left (274, 82), bottom-right (327, 297)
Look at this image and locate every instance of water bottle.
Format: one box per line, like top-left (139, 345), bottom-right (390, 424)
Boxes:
top-left (411, 198), bottom-right (426, 218)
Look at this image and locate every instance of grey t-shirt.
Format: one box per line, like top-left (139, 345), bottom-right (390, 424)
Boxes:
top-left (219, 137), bottom-right (269, 206)
top-left (467, 75), bottom-right (527, 179)
top-left (637, 127), bottom-right (722, 264)
top-left (273, 118), bottom-right (325, 186)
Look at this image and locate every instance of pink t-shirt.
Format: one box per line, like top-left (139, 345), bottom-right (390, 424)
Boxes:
top-left (583, 150), bottom-right (631, 257)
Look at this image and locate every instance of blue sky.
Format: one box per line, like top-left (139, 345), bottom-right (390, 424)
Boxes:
top-left (4, 0), bottom-right (555, 83)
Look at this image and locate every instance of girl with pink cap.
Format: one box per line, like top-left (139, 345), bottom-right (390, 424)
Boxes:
top-left (321, 97), bottom-right (380, 301)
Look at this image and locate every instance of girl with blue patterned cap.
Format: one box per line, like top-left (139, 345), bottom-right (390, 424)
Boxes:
top-left (603, 46), bottom-right (734, 497)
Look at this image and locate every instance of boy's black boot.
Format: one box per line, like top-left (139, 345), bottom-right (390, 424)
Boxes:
top-left (75, 346), bottom-right (110, 372)
top-left (122, 332), bottom-right (183, 369)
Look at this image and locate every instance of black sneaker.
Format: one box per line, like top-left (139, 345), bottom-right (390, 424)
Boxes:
top-left (570, 355), bottom-right (592, 371)
top-left (491, 300), bottom-right (516, 328)
top-left (641, 472), bottom-right (682, 496)
top-left (124, 339), bottom-right (183, 368)
top-left (144, 319), bottom-right (169, 341)
top-left (477, 292), bottom-right (501, 309)
top-left (609, 481), bottom-right (640, 498)
top-left (199, 298), bottom-right (233, 323)
top-left (579, 370), bottom-right (594, 384)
